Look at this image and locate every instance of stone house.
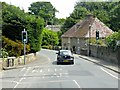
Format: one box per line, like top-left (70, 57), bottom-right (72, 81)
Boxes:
top-left (61, 15), bottom-right (113, 54)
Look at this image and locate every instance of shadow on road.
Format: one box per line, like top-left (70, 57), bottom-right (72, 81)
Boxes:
top-left (52, 61), bottom-right (73, 65)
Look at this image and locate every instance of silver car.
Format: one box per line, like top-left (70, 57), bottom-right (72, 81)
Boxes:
top-left (56, 50), bottom-right (74, 64)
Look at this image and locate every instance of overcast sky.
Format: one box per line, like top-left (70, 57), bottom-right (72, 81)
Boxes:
top-left (1, 0), bottom-right (79, 18)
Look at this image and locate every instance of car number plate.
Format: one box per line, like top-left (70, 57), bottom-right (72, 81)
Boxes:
top-left (64, 60), bottom-right (69, 62)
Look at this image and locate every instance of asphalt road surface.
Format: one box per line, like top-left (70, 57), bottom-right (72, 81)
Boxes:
top-left (0, 49), bottom-right (119, 89)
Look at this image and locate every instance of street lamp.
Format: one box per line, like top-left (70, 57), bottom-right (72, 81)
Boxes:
top-left (22, 29), bottom-right (27, 65)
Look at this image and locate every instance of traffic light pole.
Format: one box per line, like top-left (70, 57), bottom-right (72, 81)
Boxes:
top-left (22, 29), bottom-right (27, 65)
top-left (24, 41), bottom-right (26, 65)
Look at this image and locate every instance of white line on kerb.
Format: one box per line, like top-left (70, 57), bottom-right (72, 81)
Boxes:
top-left (100, 67), bottom-right (119, 80)
top-left (73, 80), bottom-right (81, 89)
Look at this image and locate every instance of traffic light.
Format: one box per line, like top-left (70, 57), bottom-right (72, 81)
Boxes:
top-left (96, 30), bottom-right (99, 40)
top-left (22, 29), bottom-right (27, 43)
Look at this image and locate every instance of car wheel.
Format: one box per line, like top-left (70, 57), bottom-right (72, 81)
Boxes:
top-left (57, 62), bottom-right (60, 65)
top-left (71, 61), bottom-right (74, 64)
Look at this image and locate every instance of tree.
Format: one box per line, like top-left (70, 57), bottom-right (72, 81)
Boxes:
top-left (26, 15), bottom-right (44, 53)
top-left (42, 28), bottom-right (59, 46)
top-left (2, 2), bottom-right (45, 54)
top-left (29, 2), bottom-right (58, 25)
top-left (61, 1), bottom-right (120, 34)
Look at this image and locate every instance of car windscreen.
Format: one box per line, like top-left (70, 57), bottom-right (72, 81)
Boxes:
top-left (60, 51), bottom-right (72, 55)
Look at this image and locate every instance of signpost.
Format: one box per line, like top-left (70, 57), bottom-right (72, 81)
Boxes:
top-left (22, 29), bottom-right (27, 65)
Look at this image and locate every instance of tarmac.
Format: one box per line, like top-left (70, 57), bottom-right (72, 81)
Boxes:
top-left (1, 52), bottom-right (120, 74)
top-left (77, 54), bottom-right (120, 74)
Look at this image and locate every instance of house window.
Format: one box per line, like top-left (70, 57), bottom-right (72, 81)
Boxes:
top-left (68, 38), bottom-right (70, 44)
top-left (64, 43), bottom-right (66, 46)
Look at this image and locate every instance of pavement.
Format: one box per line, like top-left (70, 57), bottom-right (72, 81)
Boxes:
top-left (2, 52), bottom-right (50, 70)
top-left (76, 54), bottom-right (120, 74)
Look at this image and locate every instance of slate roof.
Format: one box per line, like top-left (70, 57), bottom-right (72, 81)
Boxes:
top-left (61, 15), bottom-right (113, 38)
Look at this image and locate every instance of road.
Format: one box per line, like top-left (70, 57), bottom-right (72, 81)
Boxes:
top-left (0, 49), bottom-right (119, 89)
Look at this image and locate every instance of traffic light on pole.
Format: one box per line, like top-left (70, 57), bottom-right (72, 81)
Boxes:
top-left (22, 29), bottom-right (27, 43)
top-left (96, 30), bottom-right (99, 40)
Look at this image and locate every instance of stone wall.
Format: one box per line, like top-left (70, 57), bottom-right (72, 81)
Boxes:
top-left (0, 53), bottom-right (37, 70)
top-left (89, 45), bottom-right (119, 64)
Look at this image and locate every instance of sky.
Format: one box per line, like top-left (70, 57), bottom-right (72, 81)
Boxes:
top-left (1, 0), bottom-right (79, 18)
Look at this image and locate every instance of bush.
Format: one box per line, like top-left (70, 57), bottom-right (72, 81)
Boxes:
top-left (0, 48), bottom-right (8, 58)
top-left (2, 36), bottom-right (30, 57)
top-left (42, 45), bottom-right (53, 50)
top-left (105, 32), bottom-right (119, 50)
top-left (87, 38), bottom-right (105, 45)
top-left (42, 46), bottom-right (49, 49)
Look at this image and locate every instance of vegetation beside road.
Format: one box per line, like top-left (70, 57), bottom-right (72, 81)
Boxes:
top-left (1, 1), bottom-right (63, 58)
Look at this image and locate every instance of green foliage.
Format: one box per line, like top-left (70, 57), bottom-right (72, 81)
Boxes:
top-left (61, 2), bottom-right (120, 34)
top-left (2, 2), bottom-right (45, 53)
top-left (29, 2), bottom-right (58, 25)
top-left (42, 28), bottom-right (59, 46)
top-left (0, 48), bottom-right (8, 58)
top-left (42, 46), bottom-right (49, 49)
top-left (2, 36), bottom-right (30, 57)
top-left (89, 38), bottom-right (105, 45)
top-left (61, 17), bottom-right (77, 34)
top-left (42, 45), bottom-right (52, 50)
top-left (2, 2), bottom-right (25, 41)
top-left (105, 32), bottom-right (119, 50)
top-left (26, 16), bottom-right (44, 53)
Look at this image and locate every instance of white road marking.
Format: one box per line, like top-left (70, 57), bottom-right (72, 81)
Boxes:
top-left (55, 68), bottom-right (57, 71)
top-left (100, 67), bottom-right (119, 80)
top-left (57, 75), bottom-right (60, 77)
top-left (60, 73), bottom-right (62, 77)
top-left (14, 67), bottom-right (31, 88)
top-left (34, 66), bottom-right (39, 68)
top-left (73, 80), bottom-right (81, 88)
top-left (48, 69), bottom-right (50, 72)
top-left (32, 70), bottom-right (36, 73)
top-left (40, 69), bottom-right (43, 73)
top-left (60, 68), bottom-right (62, 71)
top-left (54, 73), bottom-right (57, 75)
top-left (21, 67), bottom-right (26, 72)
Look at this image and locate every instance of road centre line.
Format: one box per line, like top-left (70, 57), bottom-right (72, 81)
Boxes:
top-left (100, 67), bottom-right (119, 80)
